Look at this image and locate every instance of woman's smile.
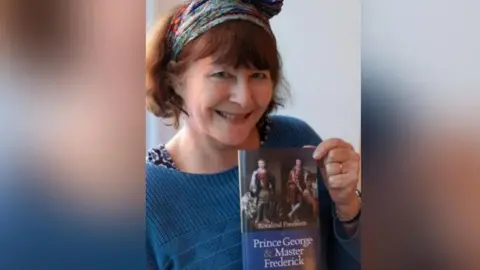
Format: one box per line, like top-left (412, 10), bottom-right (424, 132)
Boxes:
top-left (214, 109), bottom-right (253, 124)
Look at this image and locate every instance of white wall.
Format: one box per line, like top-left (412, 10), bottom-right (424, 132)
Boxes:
top-left (147, 0), bottom-right (361, 151)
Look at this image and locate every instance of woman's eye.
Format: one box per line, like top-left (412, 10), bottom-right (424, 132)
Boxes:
top-left (211, 72), bottom-right (231, 79)
top-left (251, 73), bottom-right (268, 79)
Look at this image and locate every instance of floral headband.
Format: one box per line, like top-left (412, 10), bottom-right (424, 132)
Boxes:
top-left (167, 0), bottom-right (284, 60)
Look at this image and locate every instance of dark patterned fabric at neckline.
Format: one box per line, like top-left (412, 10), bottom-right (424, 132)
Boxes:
top-left (146, 144), bottom-right (177, 169)
top-left (146, 117), bottom-right (272, 170)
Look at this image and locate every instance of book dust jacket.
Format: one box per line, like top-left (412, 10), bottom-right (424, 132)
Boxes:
top-left (239, 148), bottom-right (322, 270)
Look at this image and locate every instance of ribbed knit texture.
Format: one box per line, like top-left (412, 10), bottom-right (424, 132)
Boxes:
top-left (146, 115), bottom-right (360, 270)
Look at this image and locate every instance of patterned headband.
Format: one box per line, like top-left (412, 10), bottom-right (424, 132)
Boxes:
top-left (167, 0), bottom-right (284, 60)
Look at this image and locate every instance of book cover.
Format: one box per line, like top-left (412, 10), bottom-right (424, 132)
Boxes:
top-left (239, 148), bottom-right (321, 270)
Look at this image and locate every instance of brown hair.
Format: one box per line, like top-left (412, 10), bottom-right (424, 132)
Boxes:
top-left (146, 7), bottom-right (288, 129)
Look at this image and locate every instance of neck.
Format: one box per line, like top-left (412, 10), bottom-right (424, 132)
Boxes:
top-left (166, 125), bottom-right (260, 174)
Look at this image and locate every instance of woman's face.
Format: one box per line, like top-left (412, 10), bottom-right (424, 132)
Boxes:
top-left (178, 56), bottom-right (273, 146)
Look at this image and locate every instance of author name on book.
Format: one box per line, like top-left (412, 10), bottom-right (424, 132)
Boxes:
top-left (256, 220), bottom-right (308, 229)
top-left (252, 236), bottom-right (314, 268)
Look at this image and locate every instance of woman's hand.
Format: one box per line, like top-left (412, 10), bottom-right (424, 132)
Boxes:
top-left (307, 138), bottom-right (361, 221)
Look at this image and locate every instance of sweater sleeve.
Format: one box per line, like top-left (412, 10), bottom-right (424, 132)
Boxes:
top-left (147, 237), bottom-right (159, 270)
top-left (146, 166), bottom-right (175, 270)
top-left (147, 214), bottom-right (175, 270)
top-left (332, 204), bottom-right (361, 263)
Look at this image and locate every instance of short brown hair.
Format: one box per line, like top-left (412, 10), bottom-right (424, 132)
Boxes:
top-left (146, 7), bottom-right (288, 129)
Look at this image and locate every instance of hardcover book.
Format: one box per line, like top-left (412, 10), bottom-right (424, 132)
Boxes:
top-left (239, 148), bottom-right (321, 270)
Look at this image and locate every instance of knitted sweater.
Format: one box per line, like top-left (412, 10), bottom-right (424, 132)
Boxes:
top-left (146, 115), bottom-right (360, 270)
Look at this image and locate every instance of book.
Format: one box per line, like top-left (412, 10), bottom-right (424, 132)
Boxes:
top-left (239, 148), bottom-right (321, 270)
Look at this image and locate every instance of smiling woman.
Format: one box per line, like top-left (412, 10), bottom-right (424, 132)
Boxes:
top-left (145, 1), bottom-right (361, 270)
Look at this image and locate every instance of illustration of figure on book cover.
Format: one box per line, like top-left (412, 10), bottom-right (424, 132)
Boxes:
top-left (240, 149), bottom-right (319, 231)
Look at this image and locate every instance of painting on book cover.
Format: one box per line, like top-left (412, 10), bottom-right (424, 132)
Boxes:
top-left (239, 148), bottom-right (319, 232)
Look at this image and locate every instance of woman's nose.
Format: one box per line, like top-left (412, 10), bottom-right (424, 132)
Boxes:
top-left (230, 77), bottom-right (253, 106)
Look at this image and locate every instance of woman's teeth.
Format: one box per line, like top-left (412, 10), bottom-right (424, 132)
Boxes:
top-left (216, 110), bottom-right (250, 120)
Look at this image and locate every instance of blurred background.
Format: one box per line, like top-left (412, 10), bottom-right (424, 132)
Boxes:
top-left (0, 1), bottom-right (146, 269)
top-left (362, 1), bottom-right (480, 269)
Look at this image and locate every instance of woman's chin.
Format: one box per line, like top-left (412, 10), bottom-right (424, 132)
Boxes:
top-left (212, 133), bottom-right (252, 148)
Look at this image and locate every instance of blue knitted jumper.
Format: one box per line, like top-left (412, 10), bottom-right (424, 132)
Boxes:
top-left (146, 115), bottom-right (361, 270)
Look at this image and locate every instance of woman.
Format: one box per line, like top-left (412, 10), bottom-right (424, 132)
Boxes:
top-left (146, 1), bottom-right (361, 269)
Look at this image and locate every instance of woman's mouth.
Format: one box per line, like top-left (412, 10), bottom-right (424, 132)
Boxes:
top-left (215, 110), bottom-right (252, 122)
